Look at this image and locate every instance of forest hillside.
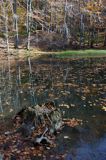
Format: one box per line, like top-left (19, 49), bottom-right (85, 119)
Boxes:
top-left (0, 0), bottom-right (106, 50)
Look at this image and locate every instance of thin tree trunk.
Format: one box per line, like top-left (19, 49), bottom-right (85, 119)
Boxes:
top-left (104, 29), bottom-right (106, 46)
top-left (2, 0), bottom-right (11, 81)
top-left (13, 0), bottom-right (19, 49)
top-left (2, 0), bottom-right (9, 52)
top-left (90, 28), bottom-right (95, 48)
top-left (27, 0), bottom-right (32, 50)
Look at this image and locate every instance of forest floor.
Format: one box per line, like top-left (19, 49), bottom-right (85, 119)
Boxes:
top-left (0, 48), bottom-right (106, 160)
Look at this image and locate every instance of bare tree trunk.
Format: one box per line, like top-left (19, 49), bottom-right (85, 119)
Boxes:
top-left (104, 29), bottom-right (106, 46)
top-left (63, 0), bottom-right (69, 41)
top-left (27, 0), bottom-right (32, 50)
top-left (13, 0), bottom-right (19, 49)
top-left (80, 14), bottom-right (84, 48)
top-left (90, 28), bottom-right (95, 48)
top-left (1, 0), bottom-right (11, 81)
top-left (1, 0), bottom-right (9, 52)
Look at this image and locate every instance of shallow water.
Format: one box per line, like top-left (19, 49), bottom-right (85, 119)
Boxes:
top-left (0, 56), bottom-right (106, 159)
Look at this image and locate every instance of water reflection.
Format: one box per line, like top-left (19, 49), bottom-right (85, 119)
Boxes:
top-left (71, 135), bottom-right (106, 160)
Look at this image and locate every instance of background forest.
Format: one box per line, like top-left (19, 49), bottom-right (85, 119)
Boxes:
top-left (0, 0), bottom-right (106, 50)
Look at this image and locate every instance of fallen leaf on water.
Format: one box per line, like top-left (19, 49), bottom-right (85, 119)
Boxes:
top-left (102, 106), bottom-right (106, 111)
top-left (64, 118), bottom-right (83, 127)
top-left (64, 136), bottom-right (70, 139)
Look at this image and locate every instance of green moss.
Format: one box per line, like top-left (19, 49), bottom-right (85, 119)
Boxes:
top-left (55, 50), bottom-right (106, 58)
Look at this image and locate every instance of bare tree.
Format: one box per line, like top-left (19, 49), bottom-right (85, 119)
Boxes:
top-left (27, 0), bottom-right (32, 50)
top-left (13, 0), bottom-right (19, 48)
